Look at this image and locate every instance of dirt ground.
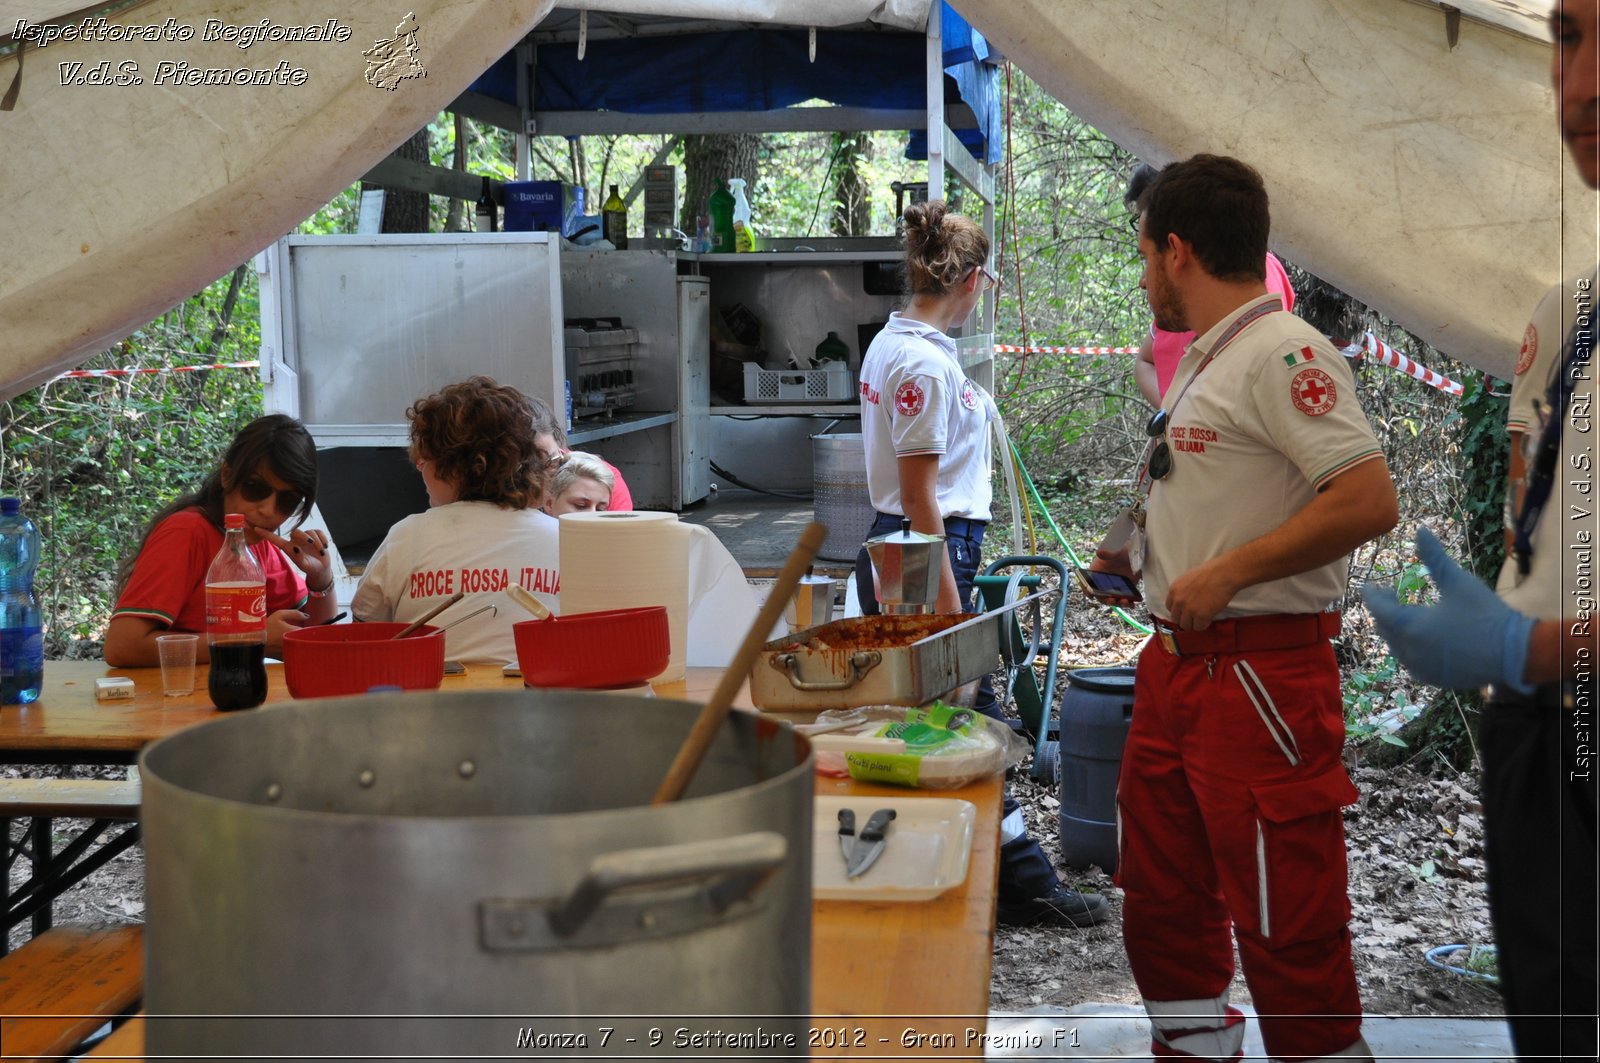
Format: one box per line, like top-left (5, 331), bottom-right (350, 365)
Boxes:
top-left (7, 604), bottom-right (1505, 1022)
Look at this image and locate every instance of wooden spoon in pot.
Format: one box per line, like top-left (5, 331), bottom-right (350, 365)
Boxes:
top-left (651, 521), bottom-right (826, 805)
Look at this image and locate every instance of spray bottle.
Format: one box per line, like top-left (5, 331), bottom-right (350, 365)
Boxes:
top-left (730, 178), bottom-right (756, 253)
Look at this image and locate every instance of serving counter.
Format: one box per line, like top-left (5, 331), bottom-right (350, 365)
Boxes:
top-left (2, 660), bottom-right (998, 1057)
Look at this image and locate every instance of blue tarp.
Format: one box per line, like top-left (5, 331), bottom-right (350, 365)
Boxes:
top-left (468, 3), bottom-right (1000, 164)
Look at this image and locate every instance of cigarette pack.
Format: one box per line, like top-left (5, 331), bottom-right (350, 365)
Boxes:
top-left (95, 676), bottom-right (135, 700)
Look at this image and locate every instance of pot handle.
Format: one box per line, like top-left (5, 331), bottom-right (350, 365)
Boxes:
top-left (546, 831), bottom-right (787, 938)
top-left (773, 649), bottom-right (881, 690)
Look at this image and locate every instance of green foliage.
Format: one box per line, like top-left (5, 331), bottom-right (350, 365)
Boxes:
top-left (1, 274), bottom-right (265, 656)
top-left (1452, 370), bottom-right (1511, 582)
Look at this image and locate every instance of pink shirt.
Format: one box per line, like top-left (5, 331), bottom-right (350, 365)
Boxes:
top-left (604, 460), bottom-right (634, 512)
top-left (1150, 252), bottom-right (1296, 401)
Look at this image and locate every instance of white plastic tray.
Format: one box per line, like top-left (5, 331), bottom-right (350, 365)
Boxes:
top-left (812, 795), bottom-right (976, 901)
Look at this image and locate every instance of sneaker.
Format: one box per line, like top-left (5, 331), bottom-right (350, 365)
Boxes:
top-left (995, 880), bottom-right (1110, 928)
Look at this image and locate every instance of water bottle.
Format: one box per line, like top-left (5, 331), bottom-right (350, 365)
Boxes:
top-left (205, 513), bottom-right (268, 711)
top-left (0, 497), bottom-right (43, 705)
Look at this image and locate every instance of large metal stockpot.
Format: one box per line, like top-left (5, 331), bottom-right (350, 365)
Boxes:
top-left (140, 690), bottom-right (812, 1060)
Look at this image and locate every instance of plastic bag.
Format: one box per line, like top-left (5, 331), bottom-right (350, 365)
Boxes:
top-left (797, 701), bottom-right (1029, 789)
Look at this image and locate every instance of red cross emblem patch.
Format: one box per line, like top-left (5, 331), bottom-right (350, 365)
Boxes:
top-left (895, 380), bottom-right (926, 417)
top-left (1291, 368), bottom-right (1337, 416)
top-left (1516, 323), bottom-right (1538, 376)
top-left (959, 379), bottom-right (979, 410)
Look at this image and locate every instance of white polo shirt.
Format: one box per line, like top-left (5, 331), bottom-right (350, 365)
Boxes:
top-left (1143, 294), bottom-right (1386, 619)
top-left (1497, 275), bottom-right (1595, 622)
top-left (859, 312), bottom-right (994, 521)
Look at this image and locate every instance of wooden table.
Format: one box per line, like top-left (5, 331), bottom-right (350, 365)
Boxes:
top-left (3, 661), bottom-right (999, 1057)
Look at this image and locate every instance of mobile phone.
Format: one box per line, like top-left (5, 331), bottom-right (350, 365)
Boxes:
top-left (443, 661), bottom-right (467, 676)
top-left (1073, 566), bottom-right (1142, 602)
top-left (501, 662), bottom-right (523, 678)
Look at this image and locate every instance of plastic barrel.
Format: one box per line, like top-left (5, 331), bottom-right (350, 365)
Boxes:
top-left (811, 433), bottom-right (874, 562)
top-left (1057, 666), bottom-right (1137, 872)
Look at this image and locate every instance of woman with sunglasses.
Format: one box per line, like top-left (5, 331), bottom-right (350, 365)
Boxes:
top-left (853, 200), bottom-right (1108, 931)
top-left (105, 414), bottom-right (336, 666)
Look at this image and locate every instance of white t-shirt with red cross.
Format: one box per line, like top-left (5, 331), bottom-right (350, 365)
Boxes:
top-left (858, 312), bottom-right (994, 521)
top-left (1496, 275), bottom-right (1595, 621)
top-left (1506, 279), bottom-right (1574, 436)
top-left (1142, 293), bottom-right (1386, 619)
top-left (351, 501), bottom-right (560, 664)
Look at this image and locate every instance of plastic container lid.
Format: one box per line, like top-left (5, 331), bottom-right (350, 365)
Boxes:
top-left (0, 498), bottom-right (18, 515)
top-left (224, 513), bottom-right (246, 529)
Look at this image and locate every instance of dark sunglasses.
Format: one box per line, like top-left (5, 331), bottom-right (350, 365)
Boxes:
top-left (1146, 408), bottom-right (1173, 482)
top-left (238, 476), bottom-right (304, 513)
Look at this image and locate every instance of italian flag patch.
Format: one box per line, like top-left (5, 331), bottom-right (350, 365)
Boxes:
top-left (1283, 347), bottom-right (1316, 368)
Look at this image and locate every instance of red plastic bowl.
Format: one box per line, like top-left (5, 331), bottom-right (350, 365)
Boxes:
top-left (513, 606), bottom-right (670, 689)
top-left (282, 622), bottom-right (446, 699)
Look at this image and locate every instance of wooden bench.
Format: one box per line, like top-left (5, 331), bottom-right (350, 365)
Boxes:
top-left (1, 780), bottom-right (142, 949)
top-left (0, 925), bottom-right (143, 1061)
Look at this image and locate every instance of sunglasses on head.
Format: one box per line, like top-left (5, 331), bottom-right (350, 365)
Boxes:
top-left (1146, 408), bottom-right (1173, 482)
top-left (237, 475), bottom-right (304, 514)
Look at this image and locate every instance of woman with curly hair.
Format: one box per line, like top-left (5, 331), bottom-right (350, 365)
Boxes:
top-left (351, 376), bottom-right (560, 664)
top-left (854, 201), bottom-right (1108, 930)
top-left (105, 414), bottom-right (336, 666)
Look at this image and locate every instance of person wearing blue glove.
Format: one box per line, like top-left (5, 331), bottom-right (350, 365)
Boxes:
top-left (1364, 7), bottom-right (1598, 1057)
top-left (1362, 526), bottom-right (1536, 693)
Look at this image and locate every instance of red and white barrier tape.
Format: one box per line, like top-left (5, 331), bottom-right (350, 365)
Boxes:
top-left (54, 360), bottom-right (259, 380)
top-left (993, 344), bottom-right (1140, 355)
top-left (1343, 333), bottom-right (1462, 397)
top-left (994, 337), bottom-right (1462, 397)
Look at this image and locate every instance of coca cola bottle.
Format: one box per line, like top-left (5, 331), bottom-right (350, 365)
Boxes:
top-left (206, 513), bottom-right (268, 710)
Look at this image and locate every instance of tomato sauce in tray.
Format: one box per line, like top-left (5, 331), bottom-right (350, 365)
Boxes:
top-left (774, 613), bottom-right (975, 653)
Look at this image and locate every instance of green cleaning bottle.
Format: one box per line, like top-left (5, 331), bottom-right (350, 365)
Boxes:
top-left (707, 182), bottom-right (735, 254)
top-left (814, 331), bottom-right (850, 364)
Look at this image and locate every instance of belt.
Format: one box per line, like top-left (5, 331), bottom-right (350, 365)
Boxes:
top-left (872, 512), bottom-right (988, 540)
top-left (1484, 682), bottom-right (1574, 710)
top-left (1152, 611), bottom-right (1341, 657)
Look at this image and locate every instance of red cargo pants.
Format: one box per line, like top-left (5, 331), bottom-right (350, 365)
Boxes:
top-left (1116, 637), bottom-right (1365, 1062)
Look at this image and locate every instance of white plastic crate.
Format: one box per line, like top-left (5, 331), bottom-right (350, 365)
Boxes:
top-left (742, 360), bottom-right (854, 404)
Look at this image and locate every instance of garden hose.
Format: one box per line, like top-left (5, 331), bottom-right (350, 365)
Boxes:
top-left (1008, 440), bottom-right (1154, 636)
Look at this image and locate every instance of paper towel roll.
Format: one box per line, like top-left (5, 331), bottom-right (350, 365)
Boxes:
top-left (560, 510), bottom-right (690, 682)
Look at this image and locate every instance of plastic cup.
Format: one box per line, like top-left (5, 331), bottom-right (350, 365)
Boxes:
top-left (156, 633), bottom-right (199, 697)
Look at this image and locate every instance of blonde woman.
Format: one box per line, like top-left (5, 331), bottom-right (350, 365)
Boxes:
top-left (856, 200), bottom-right (1107, 930)
top-left (542, 451), bottom-right (615, 516)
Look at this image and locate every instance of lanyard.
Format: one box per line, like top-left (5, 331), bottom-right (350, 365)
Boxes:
top-left (1514, 321), bottom-right (1590, 574)
top-left (1135, 296), bottom-right (1283, 494)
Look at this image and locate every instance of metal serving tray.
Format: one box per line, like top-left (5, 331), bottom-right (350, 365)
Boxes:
top-left (750, 606), bottom-right (1009, 712)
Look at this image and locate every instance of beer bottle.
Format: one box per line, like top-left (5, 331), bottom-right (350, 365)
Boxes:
top-left (602, 184), bottom-right (628, 248)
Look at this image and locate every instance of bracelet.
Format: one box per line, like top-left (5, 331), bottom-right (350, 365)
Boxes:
top-left (307, 581), bottom-right (334, 599)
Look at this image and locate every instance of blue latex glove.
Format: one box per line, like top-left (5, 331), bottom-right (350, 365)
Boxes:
top-left (1361, 526), bottom-right (1536, 694)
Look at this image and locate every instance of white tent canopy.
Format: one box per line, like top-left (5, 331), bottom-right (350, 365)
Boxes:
top-left (0, 0), bottom-right (1588, 395)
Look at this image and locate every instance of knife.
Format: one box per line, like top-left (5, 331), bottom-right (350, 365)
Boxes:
top-left (837, 808), bottom-right (857, 865)
top-left (846, 808), bottom-right (896, 879)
